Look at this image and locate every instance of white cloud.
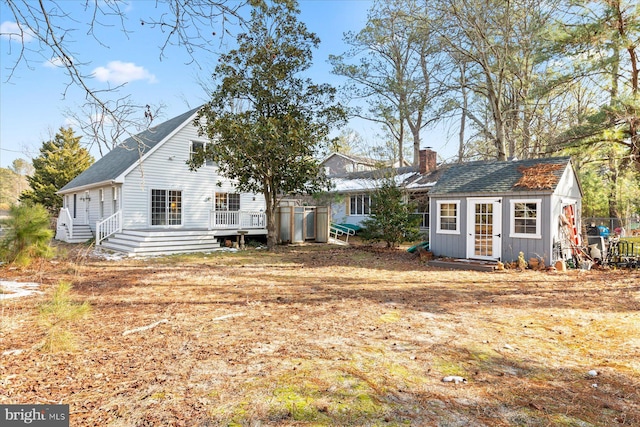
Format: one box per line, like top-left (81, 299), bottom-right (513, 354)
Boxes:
top-left (0, 21), bottom-right (35, 43)
top-left (91, 60), bottom-right (157, 85)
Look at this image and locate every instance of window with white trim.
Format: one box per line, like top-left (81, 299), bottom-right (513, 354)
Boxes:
top-left (190, 141), bottom-right (214, 166)
top-left (510, 199), bottom-right (541, 238)
top-left (99, 189), bottom-right (104, 218)
top-left (112, 187), bottom-right (118, 213)
top-left (215, 193), bottom-right (240, 211)
top-left (436, 200), bottom-right (460, 234)
top-left (349, 194), bottom-right (370, 216)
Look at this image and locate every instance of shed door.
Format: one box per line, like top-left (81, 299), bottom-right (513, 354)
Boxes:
top-left (466, 198), bottom-right (502, 261)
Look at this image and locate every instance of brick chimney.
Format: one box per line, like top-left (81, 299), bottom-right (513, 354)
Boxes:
top-left (419, 149), bottom-right (437, 174)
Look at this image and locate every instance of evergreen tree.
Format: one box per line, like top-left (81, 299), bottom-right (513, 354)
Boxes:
top-left (0, 203), bottom-right (55, 266)
top-left (20, 127), bottom-right (94, 214)
top-left (193, 0), bottom-right (346, 250)
top-left (360, 178), bottom-right (421, 248)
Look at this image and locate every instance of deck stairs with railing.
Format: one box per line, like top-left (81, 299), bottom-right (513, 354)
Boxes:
top-left (68, 225), bottom-right (94, 243)
top-left (55, 208), bottom-right (94, 243)
top-left (99, 229), bottom-right (221, 256)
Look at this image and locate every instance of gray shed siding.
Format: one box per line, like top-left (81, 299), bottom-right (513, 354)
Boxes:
top-left (429, 161), bottom-right (582, 264)
top-left (501, 192), bottom-right (553, 263)
top-left (429, 197), bottom-right (467, 259)
top-left (430, 193), bottom-right (555, 262)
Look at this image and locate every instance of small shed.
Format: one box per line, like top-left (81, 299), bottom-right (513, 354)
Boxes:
top-left (428, 157), bottom-right (582, 265)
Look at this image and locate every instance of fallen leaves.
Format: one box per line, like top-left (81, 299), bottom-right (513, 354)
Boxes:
top-left (1, 244), bottom-right (638, 426)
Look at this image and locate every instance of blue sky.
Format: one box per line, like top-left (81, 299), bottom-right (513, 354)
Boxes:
top-left (0, 0), bottom-right (454, 170)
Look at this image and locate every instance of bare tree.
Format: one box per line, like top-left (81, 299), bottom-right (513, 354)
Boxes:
top-left (330, 0), bottom-right (447, 166)
top-left (431, 0), bottom-right (560, 160)
top-left (2, 0), bottom-right (251, 154)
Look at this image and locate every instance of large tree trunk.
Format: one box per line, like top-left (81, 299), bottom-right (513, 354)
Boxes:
top-left (458, 63), bottom-right (468, 163)
top-left (485, 71), bottom-right (508, 161)
top-left (264, 186), bottom-right (278, 251)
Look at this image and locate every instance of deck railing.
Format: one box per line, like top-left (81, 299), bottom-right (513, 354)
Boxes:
top-left (96, 210), bottom-right (122, 245)
top-left (209, 210), bottom-right (266, 230)
top-left (57, 208), bottom-right (74, 239)
top-left (329, 223), bottom-right (356, 243)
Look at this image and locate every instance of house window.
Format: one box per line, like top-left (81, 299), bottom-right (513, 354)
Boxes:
top-left (350, 194), bottom-right (370, 216)
top-left (510, 199), bottom-right (541, 239)
top-left (73, 194), bottom-right (77, 218)
top-left (190, 141), bottom-right (214, 166)
top-left (436, 200), bottom-right (460, 234)
top-left (215, 193), bottom-right (240, 211)
top-left (151, 189), bottom-right (182, 226)
top-left (99, 189), bottom-right (104, 218)
top-left (112, 187), bottom-right (118, 213)
top-left (410, 194), bottom-right (430, 229)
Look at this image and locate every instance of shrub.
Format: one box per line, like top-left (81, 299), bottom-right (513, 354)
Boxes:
top-left (360, 179), bottom-right (421, 248)
top-left (0, 203), bottom-right (54, 266)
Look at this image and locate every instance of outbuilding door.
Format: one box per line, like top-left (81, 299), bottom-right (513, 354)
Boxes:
top-left (466, 198), bottom-right (502, 261)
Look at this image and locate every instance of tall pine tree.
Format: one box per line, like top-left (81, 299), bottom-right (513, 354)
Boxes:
top-left (20, 127), bottom-right (94, 214)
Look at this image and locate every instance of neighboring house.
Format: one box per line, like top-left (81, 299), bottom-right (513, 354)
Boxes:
top-left (326, 149), bottom-right (443, 233)
top-left (427, 157), bottom-right (582, 265)
top-left (321, 152), bottom-right (380, 175)
top-left (55, 107), bottom-right (267, 255)
top-left (321, 152), bottom-right (411, 176)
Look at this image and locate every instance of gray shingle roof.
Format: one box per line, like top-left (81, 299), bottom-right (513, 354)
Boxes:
top-left (59, 106), bottom-right (202, 193)
top-left (428, 157), bottom-right (571, 195)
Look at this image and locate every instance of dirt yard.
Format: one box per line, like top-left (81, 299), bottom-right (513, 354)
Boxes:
top-left (1, 243), bottom-right (639, 426)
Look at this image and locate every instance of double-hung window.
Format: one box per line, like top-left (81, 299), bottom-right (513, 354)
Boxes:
top-left (436, 200), bottom-right (460, 234)
top-left (112, 187), bottom-right (119, 213)
top-left (215, 193), bottom-right (240, 211)
top-left (190, 141), bottom-right (214, 166)
top-left (510, 199), bottom-right (541, 238)
top-left (349, 194), bottom-right (370, 216)
top-left (99, 189), bottom-right (104, 218)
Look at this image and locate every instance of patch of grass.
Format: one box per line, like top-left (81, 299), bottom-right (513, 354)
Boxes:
top-left (549, 413), bottom-right (595, 426)
top-left (379, 310), bottom-right (402, 323)
top-left (271, 384), bottom-right (330, 422)
top-left (148, 391), bottom-right (166, 400)
top-left (432, 357), bottom-right (468, 377)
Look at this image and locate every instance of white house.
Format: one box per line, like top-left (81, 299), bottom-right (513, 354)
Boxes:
top-left (56, 107), bottom-right (267, 255)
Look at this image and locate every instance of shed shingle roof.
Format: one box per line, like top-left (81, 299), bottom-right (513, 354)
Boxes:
top-left (59, 106), bottom-right (202, 193)
top-left (428, 157), bottom-right (571, 195)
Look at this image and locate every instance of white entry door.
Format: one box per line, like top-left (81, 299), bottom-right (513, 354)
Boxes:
top-left (466, 198), bottom-right (502, 261)
top-left (83, 191), bottom-right (90, 225)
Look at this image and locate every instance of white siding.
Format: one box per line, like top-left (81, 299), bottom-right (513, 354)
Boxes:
top-left (121, 121), bottom-right (264, 230)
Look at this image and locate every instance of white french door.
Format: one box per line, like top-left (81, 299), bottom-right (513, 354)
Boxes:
top-left (466, 198), bottom-right (502, 261)
top-left (151, 189), bottom-right (182, 226)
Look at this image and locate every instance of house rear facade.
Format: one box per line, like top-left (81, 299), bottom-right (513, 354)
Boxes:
top-left (56, 107), bottom-right (267, 255)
